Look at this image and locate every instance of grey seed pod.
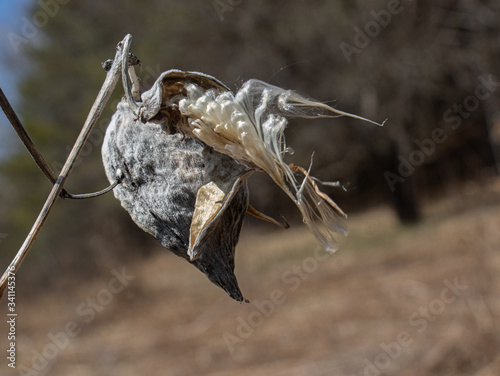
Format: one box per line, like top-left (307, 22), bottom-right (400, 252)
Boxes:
top-left (102, 100), bottom-right (252, 302)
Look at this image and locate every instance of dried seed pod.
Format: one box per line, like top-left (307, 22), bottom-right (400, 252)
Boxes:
top-left (103, 67), bottom-right (382, 301)
top-left (102, 75), bottom-right (252, 302)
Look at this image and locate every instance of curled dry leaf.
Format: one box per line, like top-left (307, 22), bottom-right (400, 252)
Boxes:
top-left (102, 68), bottom-right (382, 301)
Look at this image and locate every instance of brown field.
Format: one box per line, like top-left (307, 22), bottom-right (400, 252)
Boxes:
top-left (3, 177), bottom-right (500, 376)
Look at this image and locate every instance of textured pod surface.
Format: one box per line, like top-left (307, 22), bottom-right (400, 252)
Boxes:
top-left (102, 101), bottom-right (251, 301)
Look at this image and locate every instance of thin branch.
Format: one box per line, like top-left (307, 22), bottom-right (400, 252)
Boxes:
top-left (0, 87), bottom-right (58, 184)
top-left (1, 85), bottom-right (110, 200)
top-left (61, 177), bottom-right (121, 199)
top-left (121, 38), bottom-right (141, 116)
top-left (0, 34), bottom-right (131, 299)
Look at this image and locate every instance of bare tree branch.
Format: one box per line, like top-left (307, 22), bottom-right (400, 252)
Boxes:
top-left (0, 34), bottom-right (131, 299)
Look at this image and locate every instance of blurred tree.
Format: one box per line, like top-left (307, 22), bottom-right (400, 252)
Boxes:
top-left (0, 0), bottom-right (499, 290)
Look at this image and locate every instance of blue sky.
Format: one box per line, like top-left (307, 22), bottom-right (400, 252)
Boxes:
top-left (0, 0), bottom-right (34, 157)
top-left (0, 0), bottom-right (32, 95)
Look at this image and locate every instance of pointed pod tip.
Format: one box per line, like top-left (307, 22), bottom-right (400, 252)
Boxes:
top-left (188, 247), bottom-right (201, 262)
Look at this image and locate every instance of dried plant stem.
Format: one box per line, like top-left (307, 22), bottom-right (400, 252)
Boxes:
top-left (0, 34), bottom-right (131, 299)
top-left (0, 87), bottom-right (58, 184)
top-left (1, 87), bottom-right (120, 200)
top-left (1, 85), bottom-right (118, 200)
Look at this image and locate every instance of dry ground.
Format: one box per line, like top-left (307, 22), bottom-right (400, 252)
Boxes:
top-left (2, 177), bottom-right (500, 376)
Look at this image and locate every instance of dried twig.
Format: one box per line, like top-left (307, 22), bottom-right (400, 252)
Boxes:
top-left (0, 87), bottom-right (58, 184)
top-left (0, 34), bottom-right (131, 299)
top-left (0, 78), bottom-right (119, 200)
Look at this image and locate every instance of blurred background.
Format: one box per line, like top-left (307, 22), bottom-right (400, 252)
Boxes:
top-left (1, 1), bottom-right (500, 375)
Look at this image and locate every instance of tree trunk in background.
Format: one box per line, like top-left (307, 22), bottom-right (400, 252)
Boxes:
top-left (388, 140), bottom-right (420, 224)
top-left (483, 101), bottom-right (500, 176)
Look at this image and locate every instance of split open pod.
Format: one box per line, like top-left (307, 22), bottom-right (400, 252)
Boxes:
top-left (102, 42), bottom-right (382, 301)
